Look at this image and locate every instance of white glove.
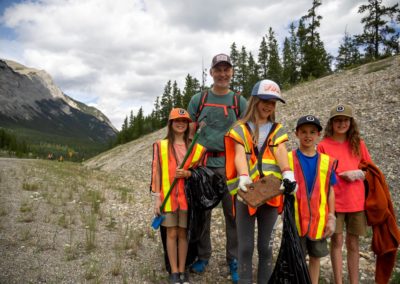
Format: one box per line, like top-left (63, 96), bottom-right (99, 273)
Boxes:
top-left (339, 170), bottom-right (365, 182)
top-left (280, 170), bottom-right (298, 195)
top-left (238, 175), bottom-right (252, 192)
top-left (152, 192), bottom-right (162, 215)
top-left (323, 213), bottom-right (336, 238)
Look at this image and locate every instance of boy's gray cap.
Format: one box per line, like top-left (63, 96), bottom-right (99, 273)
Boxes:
top-left (296, 115), bottom-right (322, 131)
top-left (211, 53), bottom-right (232, 68)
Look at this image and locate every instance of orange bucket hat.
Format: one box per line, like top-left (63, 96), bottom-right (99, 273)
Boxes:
top-left (168, 108), bottom-right (192, 122)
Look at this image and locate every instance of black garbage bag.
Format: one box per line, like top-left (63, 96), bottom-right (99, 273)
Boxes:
top-left (185, 166), bottom-right (226, 242)
top-left (186, 166), bottom-right (227, 210)
top-left (268, 194), bottom-right (311, 284)
top-left (160, 167), bottom-right (226, 273)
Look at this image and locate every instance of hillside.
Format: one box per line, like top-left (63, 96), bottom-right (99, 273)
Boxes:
top-left (85, 55), bottom-right (400, 209)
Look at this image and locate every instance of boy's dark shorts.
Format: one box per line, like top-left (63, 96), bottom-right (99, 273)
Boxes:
top-left (300, 237), bottom-right (329, 258)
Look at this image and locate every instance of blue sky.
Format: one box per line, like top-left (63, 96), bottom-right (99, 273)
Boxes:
top-left (0, 0), bottom-right (399, 129)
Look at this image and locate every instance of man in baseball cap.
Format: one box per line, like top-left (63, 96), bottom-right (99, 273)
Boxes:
top-left (211, 53), bottom-right (232, 68)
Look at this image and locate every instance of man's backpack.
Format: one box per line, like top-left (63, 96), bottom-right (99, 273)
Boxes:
top-left (194, 90), bottom-right (241, 122)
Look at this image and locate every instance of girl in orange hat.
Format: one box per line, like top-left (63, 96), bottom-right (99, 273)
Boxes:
top-left (151, 108), bottom-right (205, 284)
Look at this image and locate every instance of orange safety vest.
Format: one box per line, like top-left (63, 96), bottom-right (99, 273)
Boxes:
top-left (288, 150), bottom-right (336, 240)
top-left (225, 122), bottom-right (288, 215)
top-left (151, 139), bottom-right (206, 213)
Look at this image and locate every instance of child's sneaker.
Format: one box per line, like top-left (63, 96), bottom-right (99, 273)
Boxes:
top-left (229, 259), bottom-right (239, 283)
top-left (179, 271), bottom-right (190, 284)
top-left (169, 272), bottom-right (180, 284)
top-left (190, 259), bottom-right (209, 273)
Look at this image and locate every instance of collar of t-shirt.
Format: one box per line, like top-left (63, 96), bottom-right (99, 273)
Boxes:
top-left (248, 121), bottom-right (273, 150)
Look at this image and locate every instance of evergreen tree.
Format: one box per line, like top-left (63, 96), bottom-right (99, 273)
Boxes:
top-left (182, 74), bottom-right (197, 108)
top-left (134, 107), bottom-right (144, 138)
top-left (243, 52), bottom-right (260, 97)
top-left (171, 81), bottom-right (183, 108)
top-left (258, 37), bottom-right (268, 78)
top-left (336, 30), bottom-right (361, 70)
top-left (300, 0), bottom-right (331, 79)
top-left (230, 42), bottom-right (240, 92)
top-left (236, 46), bottom-right (249, 94)
top-left (355, 0), bottom-right (400, 59)
top-left (266, 27), bottom-right (283, 85)
top-left (160, 80), bottom-right (173, 125)
top-left (153, 96), bottom-right (161, 129)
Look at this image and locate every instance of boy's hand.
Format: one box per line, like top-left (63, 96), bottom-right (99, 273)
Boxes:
top-left (323, 213), bottom-right (336, 238)
top-left (339, 170), bottom-right (365, 182)
top-left (280, 171), bottom-right (298, 194)
top-left (236, 194), bottom-right (247, 205)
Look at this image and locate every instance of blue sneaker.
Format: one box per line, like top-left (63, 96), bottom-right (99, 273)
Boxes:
top-left (229, 259), bottom-right (239, 283)
top-left (190, 259), bottom-right (209, 273)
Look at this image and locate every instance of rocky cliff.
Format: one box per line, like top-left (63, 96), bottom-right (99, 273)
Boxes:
top-left (0, 59), bottom-right (117, 145)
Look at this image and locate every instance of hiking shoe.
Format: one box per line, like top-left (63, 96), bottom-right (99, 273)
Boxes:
top-left (179, 271), bottom-right (190, 284)
top-left (229, 259), bottom-right (239, 283)
top-left (190, 259), bottom-right (209, 273)
top-left (169, 272), bottom-right (180, 284)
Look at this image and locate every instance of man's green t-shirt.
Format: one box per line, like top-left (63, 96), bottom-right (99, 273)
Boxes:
top-left (187, 90), bottom-right (247, 168)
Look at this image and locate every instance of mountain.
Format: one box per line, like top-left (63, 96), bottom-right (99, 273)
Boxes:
top-left (0, 59), bottom-right (117, 155)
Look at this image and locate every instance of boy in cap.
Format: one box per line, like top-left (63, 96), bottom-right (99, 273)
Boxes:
top-left (187, 53), bottom-right (247, 282)
top-left (288, 115), bottom-right (337, 284)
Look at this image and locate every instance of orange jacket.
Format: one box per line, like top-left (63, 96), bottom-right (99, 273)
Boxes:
top-left (359, 160), bottom-right (400, 284)
top-left (225, 122), bottom-right (288, 215)
top-left (151, 140), bottom-right (205, 213)
top-left (289, 150), bottom-right (336, 240)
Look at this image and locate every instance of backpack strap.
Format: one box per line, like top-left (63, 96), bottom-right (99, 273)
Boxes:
top-left (195, 90), bottom-right (208, 122)
top-left (195, 90), bottom-right (241, 121)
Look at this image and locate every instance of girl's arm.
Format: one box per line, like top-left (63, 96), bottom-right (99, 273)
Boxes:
top-left (274, 142), bottom-right (290, 171)
top-left (234, 142), bottom-right (249, 176)
top-left (324, 186), bottom-right (336, 237)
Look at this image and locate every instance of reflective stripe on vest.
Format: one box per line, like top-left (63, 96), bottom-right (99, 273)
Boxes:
top-left (289, 150), bottom-right (334, 240)
top-left (158, 140), bottom-right (205, 212)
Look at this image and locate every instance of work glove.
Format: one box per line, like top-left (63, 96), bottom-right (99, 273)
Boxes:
top-left (339, 170), bottom-right (365, 182)
top-left (323, 213), bottom-right (336, 238)
top-left (280, 171), bottom-right (298, 195)
top-left (238, 175), bottom-right (252, 192)
top-left (152, 192), bottom-right (162, 215)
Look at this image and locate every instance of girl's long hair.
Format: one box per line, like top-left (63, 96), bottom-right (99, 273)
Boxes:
top-left (165, 119), bottom-right (191, 158)
top-left (236, 96), bottom-right (275, 146)
top-left (323, 117), bottom-right (361, 157)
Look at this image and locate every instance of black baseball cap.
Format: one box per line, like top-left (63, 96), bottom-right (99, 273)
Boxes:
top-left (296, 115), bottom-right (322, 131)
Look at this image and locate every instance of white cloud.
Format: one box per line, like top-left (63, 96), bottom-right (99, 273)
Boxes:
top-left (0, 0), bottom-right (399, 129)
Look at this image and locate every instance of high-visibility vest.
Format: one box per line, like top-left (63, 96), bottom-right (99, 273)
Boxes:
top-left (225, 122), bottom-right (288, 215)
top-left (288, 150), bottom-right (336, 240)
top-left (152, 139), bottom-right (205, 213)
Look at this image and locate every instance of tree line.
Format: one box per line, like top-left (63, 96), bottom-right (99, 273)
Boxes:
top-left (114, 0), bottom-right (399, 146)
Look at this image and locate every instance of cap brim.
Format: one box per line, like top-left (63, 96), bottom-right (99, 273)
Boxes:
top-left (296, 122), bottom-right (322, 132)
top-left (257, 94), bottom-right (286, 104)
top-left (212, 61), bottom-right (233, 68)
top-left (330, 113), bottom-right (353, 119)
